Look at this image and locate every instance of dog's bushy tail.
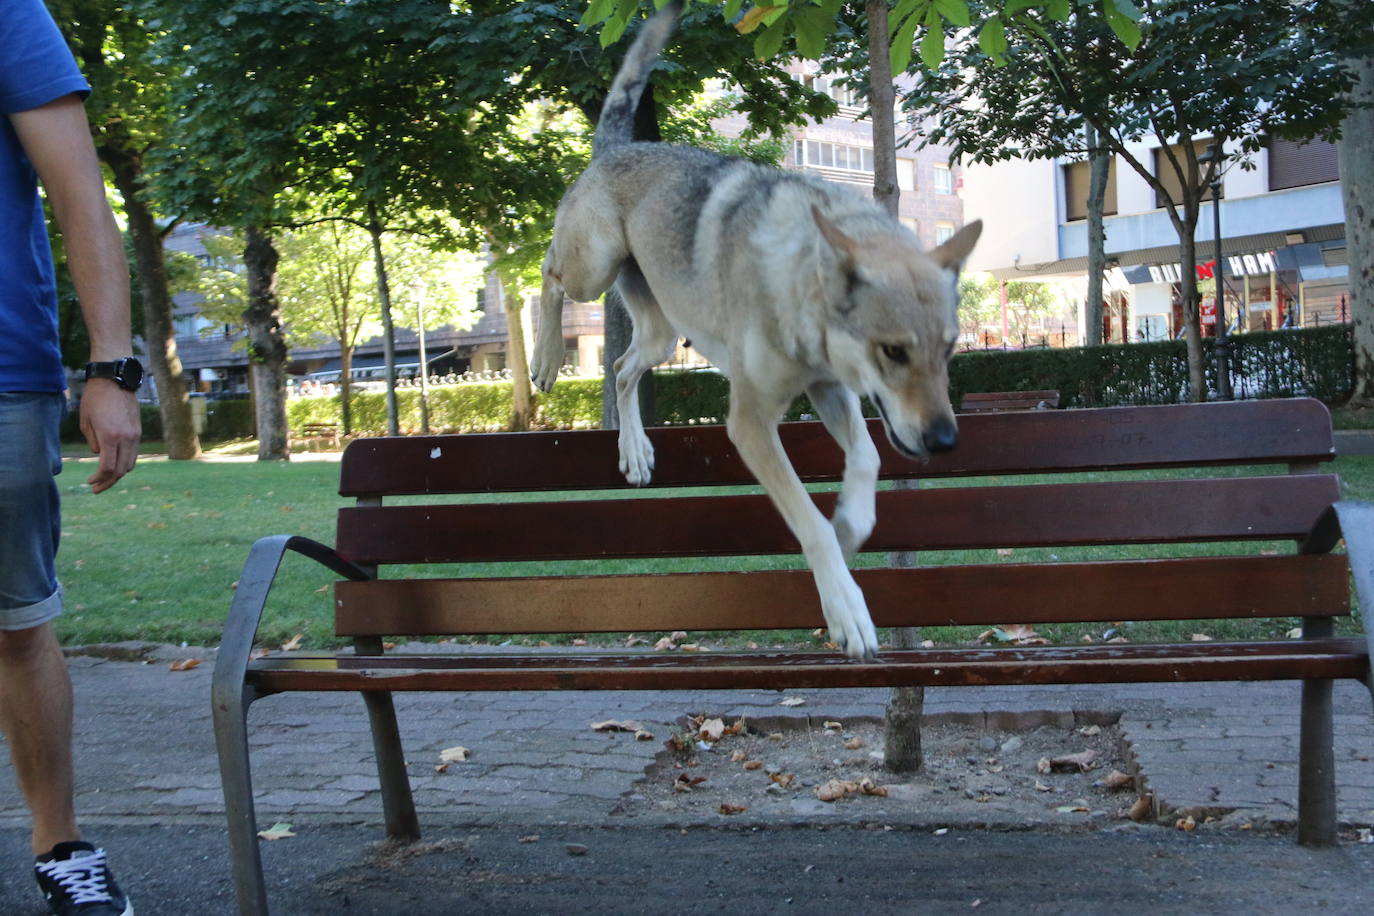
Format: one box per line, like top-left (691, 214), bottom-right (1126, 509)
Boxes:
top-left (593, 0), bottom-right (683, 157)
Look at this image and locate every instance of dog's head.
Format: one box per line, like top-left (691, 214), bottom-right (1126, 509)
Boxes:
top-left (813, 207), bottom-right (981, 458)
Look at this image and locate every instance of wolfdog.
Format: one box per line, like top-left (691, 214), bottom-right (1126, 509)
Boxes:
top-left (530, 0), bottom-right (981, 659)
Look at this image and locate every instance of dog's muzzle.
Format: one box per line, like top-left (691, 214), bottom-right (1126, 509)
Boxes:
top-left (922, 416), bottom-right (959, 454)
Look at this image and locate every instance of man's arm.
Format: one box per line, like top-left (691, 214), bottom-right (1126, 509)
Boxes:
top-left (9, 93), bottom-right (139, 494)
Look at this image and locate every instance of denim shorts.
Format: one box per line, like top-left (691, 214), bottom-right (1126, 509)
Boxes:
top-left (0, 391), bottom-right (65, 630)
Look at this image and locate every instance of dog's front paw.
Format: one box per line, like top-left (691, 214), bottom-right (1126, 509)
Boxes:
top-left (618, 429), bottom-right (655, 487)
top-left (820, 577), bottom-right (881, 661)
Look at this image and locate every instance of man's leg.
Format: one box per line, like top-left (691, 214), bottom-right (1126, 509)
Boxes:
top-left (0, 621), bottom-right (78, 854)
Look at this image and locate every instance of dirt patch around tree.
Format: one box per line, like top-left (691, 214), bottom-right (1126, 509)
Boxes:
top-left (612, 711), bottom-right (1154, 829)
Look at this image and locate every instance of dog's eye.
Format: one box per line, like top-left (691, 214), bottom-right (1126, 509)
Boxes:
top-left (880, 344), bottom-right (910, 365)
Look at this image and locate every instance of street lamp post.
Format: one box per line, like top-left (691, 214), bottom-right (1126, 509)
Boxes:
top-left (1201, 144), bottom-right (1232, 400)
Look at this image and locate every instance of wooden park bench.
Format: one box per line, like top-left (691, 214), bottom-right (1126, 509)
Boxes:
top-left (292, 422), bottom-right (341, 449)
top-left (959, 389), bottom-right (1061, 413)
top-left (214, 397), bottom-right (1373, 914)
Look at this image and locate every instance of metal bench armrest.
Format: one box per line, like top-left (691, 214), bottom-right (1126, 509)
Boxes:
top-left (1302, 501), bottom-right (1374, 702)
top-left (212, 535), bottom-right (371, 712)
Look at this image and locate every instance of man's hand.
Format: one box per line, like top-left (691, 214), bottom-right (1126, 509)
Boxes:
top-left (80, 380), bottom-right (140, 494)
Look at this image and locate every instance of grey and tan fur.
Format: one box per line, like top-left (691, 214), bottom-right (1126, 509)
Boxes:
top-left (530, 0), bottom-right (981, 659)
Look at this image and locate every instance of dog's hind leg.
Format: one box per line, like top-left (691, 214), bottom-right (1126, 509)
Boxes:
top-left (805, 380), bottom-right (880, 562)
top-left (613, 263), bottom-right (677, 486)
top-left (530, 246), bottom-right (568, 394)
top-left (727, 377), bottom-right (881, 660)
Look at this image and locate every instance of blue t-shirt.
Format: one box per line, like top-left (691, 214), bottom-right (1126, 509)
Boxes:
top-left (0, 1), bottom-right (91, 392)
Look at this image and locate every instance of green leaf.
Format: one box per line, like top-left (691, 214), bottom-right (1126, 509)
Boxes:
top-left (920, 24), bottom-right (946, 70)
top-left (753, 17), bottom-right (788, 60)
top-left (724, 0), bottom-right (745, 20)
top-left (1105, 7), bottom-right (1142, 49)
top-left (580, 0), bottom-right (617, 27)
top-left (793, 7), bottom-right (832, 61)
top-left (1046, 0), bottom-right (1071, 20)
top-left (890, 11), bottom-right (921, 73)
top-left (599, 15), bottom-right (629, 47)
top-left (1109, 0), bottom-right (1145, 23)
top-left (978, 16), bottom-right (1008, 63)
top-left (934, 0), bottom-right (970, 28)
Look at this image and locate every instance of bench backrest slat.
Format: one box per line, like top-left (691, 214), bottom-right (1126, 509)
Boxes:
top-left (337, 399), bottom-right (1334, 497)
top-left (332, 554), bottom-right (1350, 637)
top-left (335, 474), bottom-right (1340, 566)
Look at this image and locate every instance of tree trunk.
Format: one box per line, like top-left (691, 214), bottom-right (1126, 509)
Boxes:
top-left (339, 343), bottom-right (354, 435)
top-left (103, 151), bottom-right (201, 459)
top-left (243, 225), bottom-right (290, 460)
top-left (865, 0), bottom-right (924, 773)
top-left (1084, 122), bottom-right (1110, 347)
top-left (367, 210), bottom-right (400, 436)
top-left (499, 272), bottom-right (534, 431)
top-left (1343, 52), bottom-right (1374, 405)
top-left (866, 0), bottom-right (899, 218)
top-left (1177, 219), bottom-right (1206, 401)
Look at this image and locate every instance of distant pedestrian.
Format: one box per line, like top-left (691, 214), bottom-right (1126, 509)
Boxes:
top-left (2, 3), bottom-right (140, 914)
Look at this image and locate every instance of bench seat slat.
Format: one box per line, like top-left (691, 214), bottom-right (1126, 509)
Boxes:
top-left (338, 399), bottom-right (1334, 496)
top-left (333, 554), bottom-right (1349, 636)
top-left (335, 475), bottom-right (1340, 565)
top-left (245, 638), bottom-right (1369, 693)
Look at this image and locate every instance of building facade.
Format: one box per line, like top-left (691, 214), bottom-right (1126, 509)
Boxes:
top-left (961, 135), bottom-right (1348, 345)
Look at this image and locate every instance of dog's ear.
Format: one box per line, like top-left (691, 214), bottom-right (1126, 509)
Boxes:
top-left (931, 219), bottom-right (982, 272)
top-left (812, 205), bottom-right (858, 268)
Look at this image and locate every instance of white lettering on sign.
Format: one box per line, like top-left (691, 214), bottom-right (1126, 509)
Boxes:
top-left (1144, 250), bottom-right (1278, 284)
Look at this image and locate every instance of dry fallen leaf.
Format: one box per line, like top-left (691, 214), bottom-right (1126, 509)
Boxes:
top-left (571, 638), bottom-right (588, 647)
top-left (257, 822), bottom-right (295, 841)
top-left (815, 779), bottom-right (856, 802)
top-left (723, 719), bottom-right (747, 737)
top-left (731, 750), bottom-right (748, 763)
top-left (844, 737), bottom-right (866, 750)
top-left (779, 697), bottom-right (806, 707)
top-left (698, 718), bottom-right (726, 742)
top-left (439, 746), bottom-right (470, 763)
top-left (719, 803), bottom-right (748, 815)
top-left (743, 760), bottom-right (764, 771)
top-left (653, 636), bottom-right (677, 651)
top-left (169, 658), bottom-right (201, 672)
top-left (1127, 794), bottom-right (1153, 821)
top-left (769, 772), bottom-right (796, 788)
top-left (1077, 724), bottom-right (1102, 737)
top-left (1175, 815), bottom-right (1197, 832)
top-left (1099, 770), bottom-right (1136, 791)
top-left (858, 778), bottom-right (887, 797)
top-left (280, 633), bottom-right (303, 652)
top-left (823, 721), bottom-right (843, 731)
top-left (1048, 750), bottom-right (1098, 773)
top-left (518, 835), bottom-right (540, 844)
top-left (634, 729), bottom-right (654, 741)
top-left (1056, 805), bottom-right (1090, 814)
top-left (672, 773), bottom-right (707, 792)
top-left (1036, 757), bottom-right (1052, 775)
top-left (590, 719), bottom-right (644, 734)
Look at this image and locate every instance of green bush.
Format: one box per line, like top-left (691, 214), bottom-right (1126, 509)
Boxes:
top-left (204, 398), bottom-right (255, 440)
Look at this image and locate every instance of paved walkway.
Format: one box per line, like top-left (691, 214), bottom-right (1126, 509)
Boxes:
top-left (1, 643), bottom-right (1368, 837)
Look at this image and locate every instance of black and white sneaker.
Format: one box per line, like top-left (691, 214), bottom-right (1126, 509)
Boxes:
top-left (34, 841), bottom-right (133, 916)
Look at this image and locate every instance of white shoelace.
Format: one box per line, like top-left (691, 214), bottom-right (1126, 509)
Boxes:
top-left (36, 848), bottom-right (115, 905)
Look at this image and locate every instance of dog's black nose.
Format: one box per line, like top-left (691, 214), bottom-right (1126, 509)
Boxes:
top-left (922, 417), bottom-right (958, 453)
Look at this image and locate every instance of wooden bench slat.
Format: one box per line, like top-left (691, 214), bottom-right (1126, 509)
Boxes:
top-left (332, 554), bottom-right (1349, 636)
top-left (338, 399), bottom-right (1334, 496)
top-left (335, 475), bottom-right (1340, 565)
top-left (245, 637), bottom-right (1369, 693)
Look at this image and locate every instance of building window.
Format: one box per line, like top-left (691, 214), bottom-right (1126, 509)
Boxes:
top-left (804, 75), bottom-right (861, 109)
top-left (1153, 139), bottom-right (1220, 209)
top-left (1267, 137), bottom-right (1339, 191)
top-left (793, 139), bottom-right (874, 174)
top-left (1062, 156), bottom-right (1119, 222)
top-left (933, 163), bottom-right (953, 194)
top-left (897, 158), bottom-right (915, 191)
top-left (935, 222), bottom-right (956, 244)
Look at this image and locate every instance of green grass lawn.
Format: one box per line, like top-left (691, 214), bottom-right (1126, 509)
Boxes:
top-left (52, 446), bottom-right (1374, 651)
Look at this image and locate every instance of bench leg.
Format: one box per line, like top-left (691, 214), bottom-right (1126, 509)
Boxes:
top-left (362, 691), bottom-right (420, 841)
top-left (213, 690), bottom-right (270, 916)
top-left (1297, 615), bottom-right (1337, 846)
top-left (1298, 675), bottom-right (1338, 846)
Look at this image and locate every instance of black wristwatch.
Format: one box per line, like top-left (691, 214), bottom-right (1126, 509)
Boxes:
top-left (84, 357), bottom-right (145, 393)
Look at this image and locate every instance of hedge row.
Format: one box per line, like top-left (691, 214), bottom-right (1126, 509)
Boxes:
top-left (945, 324), bottom-right (1353, 409)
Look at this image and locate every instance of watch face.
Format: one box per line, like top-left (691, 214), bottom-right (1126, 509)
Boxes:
top-left (115, 357), bottom-right (144, 391)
